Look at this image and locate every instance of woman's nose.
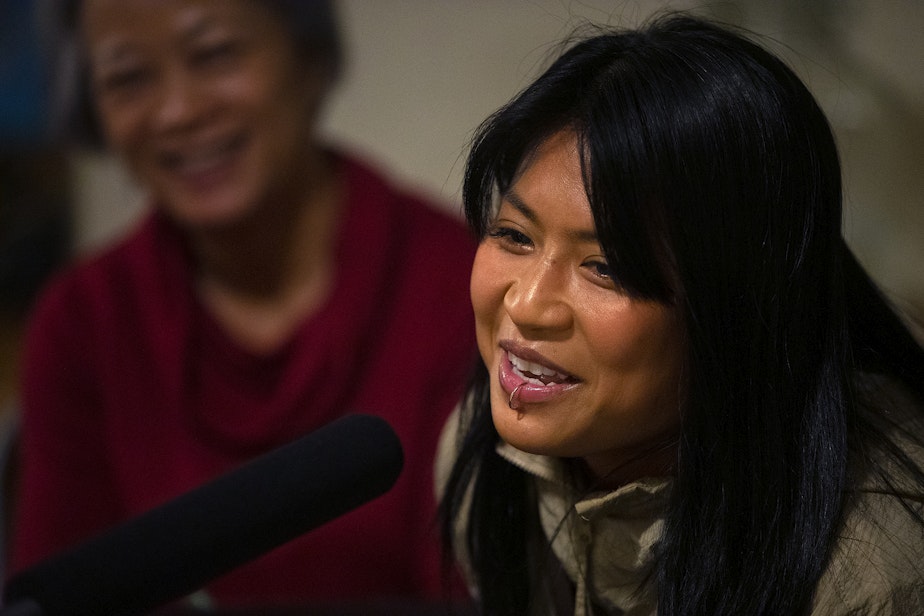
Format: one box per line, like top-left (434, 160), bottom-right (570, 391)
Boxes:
top-left (152, 69), bottom-right (205, 131)
top-left (504, 259), bottom-right (573, 335)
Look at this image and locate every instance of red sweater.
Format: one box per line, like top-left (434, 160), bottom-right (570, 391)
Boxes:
top-left (11, 153), bottom-right (477, 606)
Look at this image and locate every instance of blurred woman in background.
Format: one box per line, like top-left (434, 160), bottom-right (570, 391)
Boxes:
top-left (11, 0), bottom-right (476, 607)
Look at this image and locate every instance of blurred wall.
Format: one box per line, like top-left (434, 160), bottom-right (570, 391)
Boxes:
top-left (70, 0), bottom-right (924, 319)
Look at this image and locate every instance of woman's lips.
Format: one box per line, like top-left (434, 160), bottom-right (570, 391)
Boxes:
top-left (160, 133), bottom-right (247, 191)
top-left (498, 344), bottom-right (579, 407)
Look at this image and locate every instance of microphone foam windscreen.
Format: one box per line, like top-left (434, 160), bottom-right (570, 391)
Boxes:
top-left (3, 414), bottom-right (404, 616)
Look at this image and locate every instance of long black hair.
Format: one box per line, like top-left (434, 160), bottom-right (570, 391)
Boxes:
top-left (440, 13), bottom-right (924, 615)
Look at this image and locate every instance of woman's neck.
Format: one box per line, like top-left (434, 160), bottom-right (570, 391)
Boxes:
top-left (189, 150), bottom-right (344, 354)
top-left (580, 437), bottom-right (678, 491)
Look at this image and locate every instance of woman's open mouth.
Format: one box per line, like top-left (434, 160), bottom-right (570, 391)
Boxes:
top-left (160, 133), bottom-right (248, 189)
top-left (508, 351), bottom-right (573, 385)
top-left (498, 345), bottom-right (579, 409)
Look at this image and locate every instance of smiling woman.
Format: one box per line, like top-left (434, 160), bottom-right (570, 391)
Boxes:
top-left (10, 0), bottom-right (478, 609)
top-left (81, 0), bottom-right (329, 231)
top-left (471, 130), bottom-right (684, 487)
top-left (437, 13), bottom-right (924, 616)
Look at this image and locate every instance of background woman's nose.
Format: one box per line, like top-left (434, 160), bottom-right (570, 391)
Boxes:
top-left (153, 70), bottom-right (204, 130)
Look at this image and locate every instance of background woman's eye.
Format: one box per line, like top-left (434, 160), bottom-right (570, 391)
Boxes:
top-left (99, 67), bottom-right (150, 94)
top-left (194, 40), bottom-right (241, 67)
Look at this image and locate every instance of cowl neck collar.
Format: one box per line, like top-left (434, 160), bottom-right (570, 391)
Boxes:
top-left (497, 441), bottom-right (672, 616)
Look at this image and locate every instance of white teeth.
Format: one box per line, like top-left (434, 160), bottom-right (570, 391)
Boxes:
top-left (508, 352), bottom-right (569, 384)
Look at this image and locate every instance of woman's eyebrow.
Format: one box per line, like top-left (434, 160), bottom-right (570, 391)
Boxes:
top-left (502, 189), bottom-right (600, 243)
top-left (90, 40), bottom-right (138, 68)
top-left (89, 13), bottom-right (222, 68)
top-left (178, 15), bottom-right (220, 44)
top-left (502, 190), bottom-right (538, 224)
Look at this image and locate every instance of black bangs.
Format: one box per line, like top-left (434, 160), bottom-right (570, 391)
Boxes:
top-left (462, 103), bottom-right (572, 240)
top-left (463, 27), bottom-right (627, 239)
top-left (463, 30), bottom-right (679, 304)
top-left (576, 56), bottom-right (679, 304)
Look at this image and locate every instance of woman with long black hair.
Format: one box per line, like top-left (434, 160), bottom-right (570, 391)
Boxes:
top-left (438, 14), bottom-right (924, 615)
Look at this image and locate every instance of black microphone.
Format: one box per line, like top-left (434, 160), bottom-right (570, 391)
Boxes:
top-left (2, 413), bottom-right (404, 616)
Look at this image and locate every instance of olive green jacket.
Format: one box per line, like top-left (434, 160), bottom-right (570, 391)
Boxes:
top-left (436, 380), bottom-right (924, 615)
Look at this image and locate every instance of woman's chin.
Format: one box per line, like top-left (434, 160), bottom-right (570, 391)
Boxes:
top-left (157, 193), bottom-right (257, 231)
top-left (492, 406), bottom-right (564, 457)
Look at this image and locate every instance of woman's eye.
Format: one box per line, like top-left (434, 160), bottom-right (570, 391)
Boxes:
top-left (98, 67), bottom-right (150, 94)
top-left (193, 40), bottom-right (241, 67)
top-left (486, 226), bottom-right (532, 248)
top-left (584, 259), bottom-right (615, 283)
